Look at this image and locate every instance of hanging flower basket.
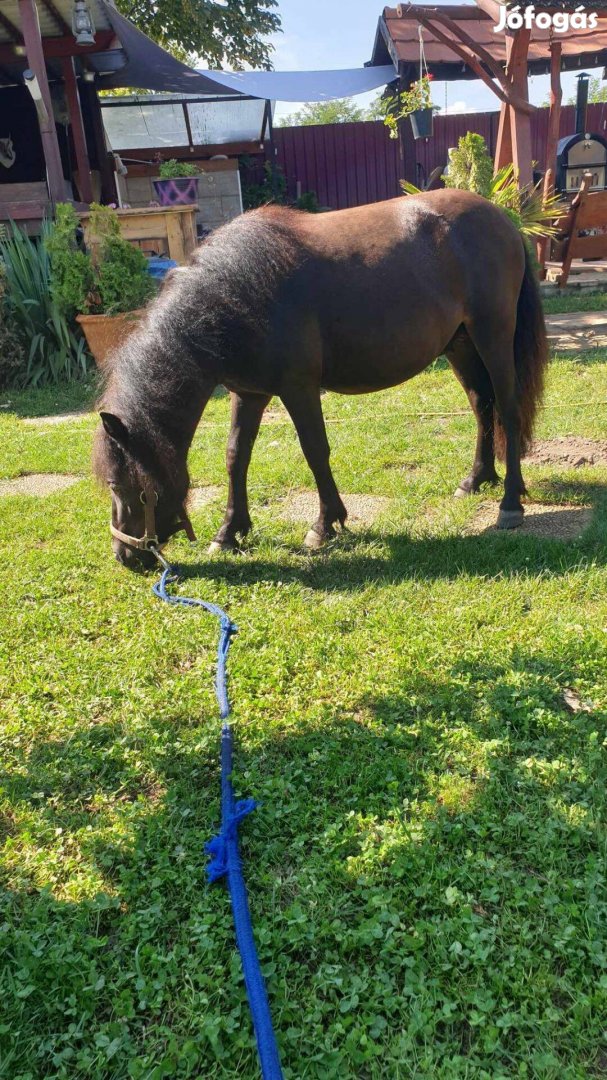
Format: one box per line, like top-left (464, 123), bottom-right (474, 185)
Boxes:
top-left (383, 74), bottom-right (436, 141)
top-left (410, 107), bottom-right (434, 140)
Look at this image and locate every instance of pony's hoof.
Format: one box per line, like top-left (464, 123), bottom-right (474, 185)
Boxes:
top-left (496, 508), bottom-right (524, 530)
top-left (207, 539), bottom-right (234, 554)
top-left (304, 528), bottom-right (324, 550)
top-left (454, 484), bottom-right (471, 498)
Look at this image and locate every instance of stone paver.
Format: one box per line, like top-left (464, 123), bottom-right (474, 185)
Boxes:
top-left (0, 474), bottom-right (82, 497)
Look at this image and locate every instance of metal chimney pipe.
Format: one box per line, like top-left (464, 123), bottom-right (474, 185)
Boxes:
top-left (576, 73), bottom-right (590, 135)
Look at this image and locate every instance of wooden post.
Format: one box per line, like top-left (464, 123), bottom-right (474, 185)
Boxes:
top-left (536, 41), bottom-right (562, 274)
top-left (80, 79), bottom-right (116, 204)
top-left (19, 0), bottom-right (65, 206)
top-left (544, 40), bottom-right (562, 195)
top-left (62, 58), bottom-right (93, 204)
top-left (507, 29), bottom-right (533, 189)
top-left (494, 28), bottom-right (533, 189)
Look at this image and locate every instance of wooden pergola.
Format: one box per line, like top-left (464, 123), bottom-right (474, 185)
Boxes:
top-left (371, 2), bottom-right (607, 190)
top-left (0, 0), bottom-right (252, 226)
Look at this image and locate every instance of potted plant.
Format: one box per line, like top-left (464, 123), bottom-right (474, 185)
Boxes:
top-left (153, 158), bottom-right (200, 206)
top-left (384, 74), bottom-right (436, 140)
top-left (46, 203), bottom-right (156, 369)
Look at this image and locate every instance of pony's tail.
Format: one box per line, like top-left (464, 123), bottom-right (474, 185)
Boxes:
top-left (494, 240), bottom-right (548, 462)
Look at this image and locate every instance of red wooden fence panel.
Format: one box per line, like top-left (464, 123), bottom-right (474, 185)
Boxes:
top-left (272, 102), bottom-right (607, 211)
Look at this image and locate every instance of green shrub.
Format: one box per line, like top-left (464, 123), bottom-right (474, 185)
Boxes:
top-left (45, 202), bottom-right (94, 319)
top-left (296, 190), bottom-right (321, 213)
top-left (443, 132), bottom-right (494, 197)
top-left (0, 220), bottom-right (89, 388)
top-left (46, 203), bottom-right (156, 317)
top-left (95, 234), bottom-right (156, 315)
top-left (158, 158), bottom-right (199, 179)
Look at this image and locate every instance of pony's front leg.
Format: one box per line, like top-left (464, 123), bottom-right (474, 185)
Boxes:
top-left (280, 383), bottom-right (347, 549)
top-left (209, 391), bottom-right (271, 552)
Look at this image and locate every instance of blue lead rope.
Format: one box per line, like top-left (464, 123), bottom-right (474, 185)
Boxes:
top-left (153, 566), bottom-right (283, 1080)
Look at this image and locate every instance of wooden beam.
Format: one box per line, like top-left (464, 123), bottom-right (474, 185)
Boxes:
top-left (19, 0), bottom-right (65, 206)
top-left (413, 14), bottom-right (535, 114)
top-left (0, 10), bottom-right (23, 43)
top-left (40, 0), bottom-right (72, 37)
top-left (182, 103), bottom-right (194, 152)
top-left (471, 0), bottom-right (502, 23)
top-left (62, 57), bottom-right (93, 203)
top-left (0, 30), bottom-right (114, 65)
top-left (397, 5), bottom-right (508, 89)
top-left (495, 102), bottom-right (513, 172)
top-left (118, 141), bottom-right (264, 166)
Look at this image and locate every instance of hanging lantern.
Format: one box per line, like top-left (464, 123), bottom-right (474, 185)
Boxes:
top-left (72, 1), bottom-right (96, 46)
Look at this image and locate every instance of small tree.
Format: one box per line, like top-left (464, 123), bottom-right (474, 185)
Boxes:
top-left (278, 99), bottom-right (365, 127)
top-left (443, 133), bottom-right (494, 198)
top-left (566, 76), bottom-right (607, 105)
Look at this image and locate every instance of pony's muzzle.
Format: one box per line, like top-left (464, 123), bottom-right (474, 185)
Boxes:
top-left (113, 539), bottom-right (157, 570)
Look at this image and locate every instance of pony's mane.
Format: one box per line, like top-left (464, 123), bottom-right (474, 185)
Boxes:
top-left (98, 205), bottom-right (306, 420)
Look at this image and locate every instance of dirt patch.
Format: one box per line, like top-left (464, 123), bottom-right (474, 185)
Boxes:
top-left (0, 473), bottom-right (82, 497)
top-left (281, 491), bottom-right (391, 526)
top-left (467, 502), bottom-right (592, 540)
top-left (546, 310), bottom-right (607, 351)
top-left (22, 412), bottom-right (90, 427)
top-left (189, 485), bottom-right (223, 509)
top-left (524, 437), bottom-right (607, 468)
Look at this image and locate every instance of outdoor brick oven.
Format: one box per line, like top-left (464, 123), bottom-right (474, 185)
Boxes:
top-left (556, 73), bottom-right (607, 195)
top-left (556, 132), bottom-right (607, 194)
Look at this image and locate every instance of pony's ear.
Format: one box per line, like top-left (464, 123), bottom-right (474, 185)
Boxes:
top-left (100, 411), bottom-right (130, 449)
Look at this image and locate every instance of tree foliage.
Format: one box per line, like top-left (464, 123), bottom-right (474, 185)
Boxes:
top-left (566, 76), bottom-right (607, 106)
top-left (442, 132), bottom-right (494, 198)
top-left (113, 0), bottom-right (281, 70)
top-left (278, 98), bottom-right (382, 127)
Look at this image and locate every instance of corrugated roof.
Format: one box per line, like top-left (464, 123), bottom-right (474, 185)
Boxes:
top-left (102, 95), bottom-right (269, 149)
top-left (371, 4), bottom-right (607, 78)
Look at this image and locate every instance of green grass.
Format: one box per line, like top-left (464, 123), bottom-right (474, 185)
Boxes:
top-left (1, 352), bottom-right (607, 1079)
top-left (542, 290), bottom-right (607, 316)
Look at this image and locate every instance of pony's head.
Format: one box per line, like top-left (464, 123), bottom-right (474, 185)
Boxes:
top-left (94, 410), bottom-right (195, 569)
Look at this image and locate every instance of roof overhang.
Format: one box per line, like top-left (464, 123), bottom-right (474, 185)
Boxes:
top-left (369, 4), bottom-right (607, 79)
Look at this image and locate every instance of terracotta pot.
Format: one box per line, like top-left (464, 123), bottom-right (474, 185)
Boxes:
top-left (153, 176), bottom-right (199, 206)
top-left (76, 310), bottom-right (143, 370)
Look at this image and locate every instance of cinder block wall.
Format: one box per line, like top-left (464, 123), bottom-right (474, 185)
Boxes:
top-left (119, 160), bottom-right (243, 233)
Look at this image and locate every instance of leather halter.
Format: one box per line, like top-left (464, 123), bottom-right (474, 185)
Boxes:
top-left (110, 485), bottom-right (196, 553)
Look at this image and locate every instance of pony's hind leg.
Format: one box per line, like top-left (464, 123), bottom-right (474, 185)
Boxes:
top-left (280, 383), bottom-right (347, 549)
top-left (465, 325), bottom-right (526, 529)
top-left (209, 391), bottom-right (271, 553)
top-left (445, 329), bottom-right (500, 496)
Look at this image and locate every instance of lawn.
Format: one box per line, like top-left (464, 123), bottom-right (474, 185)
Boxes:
top-left (542, 291), bottom-right (607, 316)
top-left (1, 349), bottom-right (607, 1079)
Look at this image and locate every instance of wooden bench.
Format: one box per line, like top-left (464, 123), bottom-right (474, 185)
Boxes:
top-left (551, 172), bottom-right (607, 287)
top-left (0, 181), bottom-right (50, 230)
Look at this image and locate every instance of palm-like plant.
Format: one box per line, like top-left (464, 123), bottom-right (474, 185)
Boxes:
top-left (488, 165), bottom-right (563, 239)
top-left (0, 220), bottom-right (90, 387)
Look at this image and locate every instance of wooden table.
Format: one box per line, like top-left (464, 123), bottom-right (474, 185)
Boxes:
top-left (79, 204), bottom-right (197, 265)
